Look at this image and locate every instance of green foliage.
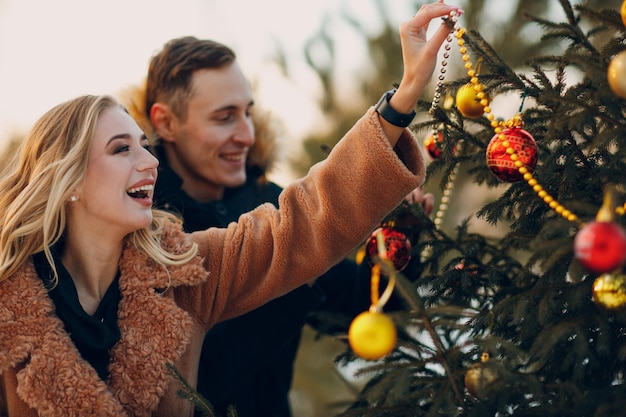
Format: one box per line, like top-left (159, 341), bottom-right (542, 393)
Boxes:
top-left (166, 362), bottom-right (238, 417)
top-left (310, 1), bottom-right (626, 416)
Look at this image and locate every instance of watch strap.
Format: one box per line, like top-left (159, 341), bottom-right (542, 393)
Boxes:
top-left (375, 89), bottom-right (416, 128)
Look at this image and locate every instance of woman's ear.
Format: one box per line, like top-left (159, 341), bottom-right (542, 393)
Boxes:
top-left (150, 103), bottom-right (176, 143)
top-left (67, 185), bottom-right (83, 203)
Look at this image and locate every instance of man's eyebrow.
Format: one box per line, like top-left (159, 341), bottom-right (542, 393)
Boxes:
top-left (213, 100), bottom-right (255, 113)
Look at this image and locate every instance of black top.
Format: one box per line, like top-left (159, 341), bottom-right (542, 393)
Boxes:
top-left (33, 248), bottom-right (121, 381)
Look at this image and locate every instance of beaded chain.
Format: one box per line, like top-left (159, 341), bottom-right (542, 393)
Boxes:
top-left (428, 20), bottom-right (459, 229)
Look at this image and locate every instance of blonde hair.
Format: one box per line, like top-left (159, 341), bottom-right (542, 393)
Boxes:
top-left (0, 94), bottom-right (197, 284)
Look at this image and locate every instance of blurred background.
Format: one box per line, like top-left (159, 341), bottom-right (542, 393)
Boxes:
top-left (0, 0), bottom-right (620, 416)
top-left (0, 0), bottom-right (416, 183)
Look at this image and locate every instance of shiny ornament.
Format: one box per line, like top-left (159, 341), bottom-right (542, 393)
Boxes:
top-left (365, 227), bottom-right (411, 272)
top-left (592, 272), bottom-right (626, 311)
top-left (608, 50), bottom-right (626, 99)
top-left (348, 310), bottom-right (397, 360)
top-left (574, 221), bottom-right (626, 274)
top-left (424, 131), bottom-right (444, 159)
top-left (486, 126), bottom-right (538, 182)
top-left (453, 261), bottom-right (480, 276)
top-left (622, 0), bottom-right (626, 27)
top-left (464, 353), bottom-right (501, 400)
top-left (456, 83), bottom-right (489, 118)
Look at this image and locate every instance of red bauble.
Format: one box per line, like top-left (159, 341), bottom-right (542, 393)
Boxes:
top-left (424, 131), bottom-right (444, 159)
top-left (486, 127), bottom-right (538, 182)
top-left (574, 221), bottom-right (626, 274)
top-left (366, 227), bottom-right (411, 272)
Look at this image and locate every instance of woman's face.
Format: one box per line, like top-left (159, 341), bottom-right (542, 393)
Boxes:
top-left (69, 106), bottom-right (158, 238)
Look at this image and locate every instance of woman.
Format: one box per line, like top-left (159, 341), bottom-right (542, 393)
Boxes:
top-left (0, 3), bottom-right (460, 416)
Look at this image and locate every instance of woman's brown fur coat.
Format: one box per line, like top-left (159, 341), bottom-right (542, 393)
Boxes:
top-left (0, 109), bottom-right (425, 417)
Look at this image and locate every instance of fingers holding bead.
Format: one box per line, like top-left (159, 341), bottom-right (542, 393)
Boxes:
top-left (404, 3), bottom-right (463, 50)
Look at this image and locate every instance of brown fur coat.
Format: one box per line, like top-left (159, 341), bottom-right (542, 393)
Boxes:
top-left (0, 109), bottom-right (424, 417)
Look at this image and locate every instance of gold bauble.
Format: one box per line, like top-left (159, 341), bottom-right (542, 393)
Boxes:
top-left (592, 272), bottom-right (626, 311)
top-left (622, 0), bottom-right (626, 27)
top-left (348, 310), bottom-right (397, 360)
top-left (608, 50), bottom-right (626, 99)
top-left (456, 83), bottom-right (489, 118)
top-left (464, 353), bottom-right (500, 399)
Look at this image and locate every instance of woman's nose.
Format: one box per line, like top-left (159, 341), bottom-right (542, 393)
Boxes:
top-left (139, 147), bottom-right (159, 171)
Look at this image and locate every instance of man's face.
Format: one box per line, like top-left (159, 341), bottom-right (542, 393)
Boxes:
top-left (162, 63), bottom-right (255, 202)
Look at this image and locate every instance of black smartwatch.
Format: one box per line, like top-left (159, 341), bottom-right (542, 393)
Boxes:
top-left (374, 89), bottom-right (416, 128)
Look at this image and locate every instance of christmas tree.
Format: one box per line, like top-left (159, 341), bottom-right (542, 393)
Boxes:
top-left (162, 1), bottom-right (626, 415)
top-left (334, 1), bottom-right (626, 416)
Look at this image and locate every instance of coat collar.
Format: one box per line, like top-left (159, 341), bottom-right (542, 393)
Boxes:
top-left (0, 222), bottom-right (209, 417)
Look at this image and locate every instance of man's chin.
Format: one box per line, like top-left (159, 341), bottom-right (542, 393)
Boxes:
top-left (225, 175), bottom-right (247, 188)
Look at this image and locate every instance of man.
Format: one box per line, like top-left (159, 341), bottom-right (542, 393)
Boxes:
top-left (121, 36), bottom-right (433, 417)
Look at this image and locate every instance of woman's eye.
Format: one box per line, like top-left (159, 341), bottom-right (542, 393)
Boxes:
top-left (115, 144), bottom-right (130, 153)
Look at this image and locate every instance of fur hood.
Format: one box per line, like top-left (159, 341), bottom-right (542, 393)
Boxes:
top-left (0, 221), bottom-right (209, 417)
top-left (117, 80), bottom-right (282, 177)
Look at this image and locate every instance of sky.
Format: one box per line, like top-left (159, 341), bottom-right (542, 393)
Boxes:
top-left (0, 0), bottom-right (419, 182)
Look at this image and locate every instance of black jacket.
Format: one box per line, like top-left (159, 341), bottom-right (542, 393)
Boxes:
top-left (153, 145), bottom-right (371, 417)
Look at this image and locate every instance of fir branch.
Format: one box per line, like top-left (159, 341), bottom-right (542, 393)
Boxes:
top-left (559, 0), bottom-right (578, 25)
top-left (462, 29), bottom-right (526, 92)
top-left (528, 1), bottom-right (600, 60)
top-left (385, 265), bottom-right (466, 409)
top-left (165, 362), bottom-right (219, 417)
top-left (575, 5), bottom-right (626, 33)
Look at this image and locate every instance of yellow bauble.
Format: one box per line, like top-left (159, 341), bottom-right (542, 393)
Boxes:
top-left (622, 0), bottom-right (626, 27)
top-left (608, 50), bottom-right (626, 99)
top-left (456, 83), bottom-right (489, 118)
top-left (592, 272), bottom-right (626, 311)
top-left (464, 360), bottom-right (500, 400)
top-left (348, 310), bottom-right (397, 360)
